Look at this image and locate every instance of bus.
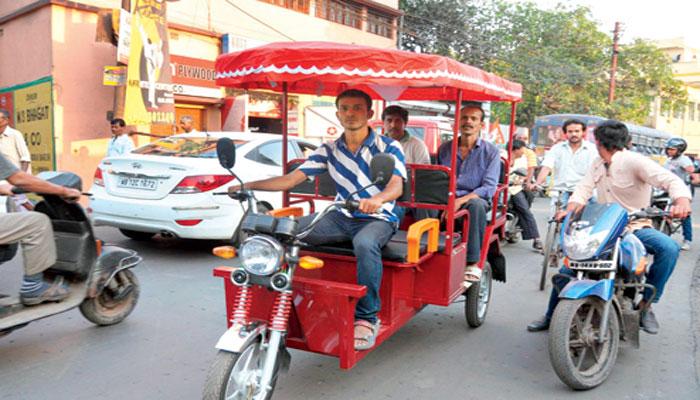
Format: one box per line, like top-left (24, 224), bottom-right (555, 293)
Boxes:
top-left (531, 114), bottom-right (673, 159)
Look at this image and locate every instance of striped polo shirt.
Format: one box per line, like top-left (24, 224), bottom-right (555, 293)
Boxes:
top-left (299, 129), bottom-right (407, 225)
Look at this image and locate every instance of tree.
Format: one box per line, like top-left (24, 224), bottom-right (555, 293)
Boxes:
top-left (399, 0), bottom-right (686, 127)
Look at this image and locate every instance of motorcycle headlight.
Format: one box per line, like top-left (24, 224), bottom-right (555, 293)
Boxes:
top-left (239, 235), bottom-right (284, 276)
top-left (563, 228), bottom-right (609, 261)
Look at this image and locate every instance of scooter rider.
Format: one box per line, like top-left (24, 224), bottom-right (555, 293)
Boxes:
top-left (0, 153), bottom-right (81, 305)
top-left (663, 137), bottom-right (694, 250)
top-left (527, 121), bottom-right (691, 334)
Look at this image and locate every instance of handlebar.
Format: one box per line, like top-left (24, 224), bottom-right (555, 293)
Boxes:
top-left (630, 207), bottom-right (670, 220)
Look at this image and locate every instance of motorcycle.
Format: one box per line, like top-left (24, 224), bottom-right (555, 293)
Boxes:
top-left (504, 168), bottom-right (529, 244)
top-left (202, 138), bottom-right (395, 399)
top-left (547, 202), bottom-right (664, 390)
top-left (650, 187), bottom-right (681, 236)
top-left (0, 172), bottom-right (141, 337)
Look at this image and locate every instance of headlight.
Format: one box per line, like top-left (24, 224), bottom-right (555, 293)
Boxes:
top-left (563, 228), bottom-right (609, 260)
top-left (239, 235), bottom-right (284, 276)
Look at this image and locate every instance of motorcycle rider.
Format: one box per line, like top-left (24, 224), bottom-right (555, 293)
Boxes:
top-left (527, 118), bottom-right (597, 210)
top-left (0, 153), bottom-right (81, 305)
top-left (663, 137), bottom-right (694, 250)
top-left (527, 121), bottom-right (691, 334)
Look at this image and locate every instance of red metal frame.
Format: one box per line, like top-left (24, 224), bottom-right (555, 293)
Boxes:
top-left (213, 42), bottom-right (521, 370)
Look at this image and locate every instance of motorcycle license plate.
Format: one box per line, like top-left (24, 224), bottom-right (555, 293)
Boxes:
top-left (117, 177), bottom-right (158, 191)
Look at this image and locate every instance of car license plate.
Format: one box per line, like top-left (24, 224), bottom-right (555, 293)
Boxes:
top-left (117, 177), bottom-right (158, 191)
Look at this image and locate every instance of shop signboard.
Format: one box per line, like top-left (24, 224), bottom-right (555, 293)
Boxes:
top-left (170, 55), bottom-right (222, 99)
top-left (0, 77), bottom-right (55, 173)
top-left (103, 66), bottom-right (127, 86)
top-left (116, 8), bottom-right (132, 64)
top-left (124, 0), bottom-right (174, 126)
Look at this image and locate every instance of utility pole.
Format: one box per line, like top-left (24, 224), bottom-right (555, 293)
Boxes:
top-left (608, 22), bottom-right (621, 104)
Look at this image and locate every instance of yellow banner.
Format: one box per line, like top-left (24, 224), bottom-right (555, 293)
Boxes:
top-left (13, 79), bottom-right (54, 173)
top-left (124, 0), bottom-right (174, 126)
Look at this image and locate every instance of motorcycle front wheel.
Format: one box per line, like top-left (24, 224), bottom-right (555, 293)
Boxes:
top-left (548, 297), bottom-right (620, 390)
top-left (79, 269), bottom-right (140, 326)
top-left (540, 221), bottom-right (560, 291)
top-left (203, 340), bottom-right (278, 400)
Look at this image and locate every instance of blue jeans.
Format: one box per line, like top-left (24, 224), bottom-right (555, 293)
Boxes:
top-left (544, 227), bottom-right (680, 319)
top-left (298, 211), bottom-right (395, 323)
top-left (682, 216), bottom-right (693, 242)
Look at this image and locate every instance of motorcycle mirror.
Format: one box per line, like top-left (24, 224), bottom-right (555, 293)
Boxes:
top-left (370, 154), bottom-right (395, 186)
top-left (216, 138), bottom-right (236, 170)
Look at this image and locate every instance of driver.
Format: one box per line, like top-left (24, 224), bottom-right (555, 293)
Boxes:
top-left (227, 89), bottom-right (406, 351)
top-left (0, 153), bottom-right (81, 305)
top-left (527, 121), bottom-right (691, 334)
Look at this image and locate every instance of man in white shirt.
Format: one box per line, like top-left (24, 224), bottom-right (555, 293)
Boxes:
top-left (179, 115), bottom-right (198, 134)
top-left (106, 118), bottom-right (135, 157)
top-left (528, 119), bottom-right (597, 209)
top-left (0, 108), bottom-right (33, 210)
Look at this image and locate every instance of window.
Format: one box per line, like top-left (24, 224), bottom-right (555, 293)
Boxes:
top-left (690, 102), bottom-right (696, 121)
top-left (673, 105), bottom-right (685, 120)
top-left (133, 137), bottom-right (246, 158)
top-left (366, 10), bottom-right (393, 38)
top-left (259, 0), bottom-right (310, 13)
top-left (247, 140), bottom-right (299, 166)
top-left (316, 0), bottom-right (361, 29)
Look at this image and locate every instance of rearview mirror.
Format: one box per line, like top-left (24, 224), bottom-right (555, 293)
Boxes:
top-left (370, 154), bottom-right (395, 186)
top-left (216, 138), bottom-right (236, 170)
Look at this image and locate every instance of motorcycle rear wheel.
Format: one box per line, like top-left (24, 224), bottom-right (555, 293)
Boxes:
top-left (79, 269), bottom-right (139, 326)
top-left (548, 297), bottom-right (620, 390)
top-left (203, 341), bottom-right (278, 400)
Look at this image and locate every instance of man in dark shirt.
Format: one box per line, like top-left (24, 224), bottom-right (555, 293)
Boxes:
top-left (437, 103), bottom-right (500, 286)
top-left (0, 153), bottom-right (80, 305)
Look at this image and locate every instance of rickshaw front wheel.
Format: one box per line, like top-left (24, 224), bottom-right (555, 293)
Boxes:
top-left (465, 262), bottom-right (492, 328)
top-left (202, 341), bottom-right (278, 400)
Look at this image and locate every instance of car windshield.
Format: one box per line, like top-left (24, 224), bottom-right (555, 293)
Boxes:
top-left (132, 137), bottom-right (247, 158)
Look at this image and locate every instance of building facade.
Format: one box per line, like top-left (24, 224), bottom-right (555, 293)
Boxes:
top-left (0, 0), bottom-right (400, 186)
top-left (649, 38), bottom-right (700, 154)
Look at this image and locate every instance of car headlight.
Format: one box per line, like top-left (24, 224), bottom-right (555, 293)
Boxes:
top-left (239, 235), bottom-right (284, 276)
top-left (563, 228), bottom-right (609, 261)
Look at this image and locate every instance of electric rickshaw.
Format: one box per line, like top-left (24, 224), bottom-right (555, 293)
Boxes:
top-left (204, 41), bottom-right (523, 399)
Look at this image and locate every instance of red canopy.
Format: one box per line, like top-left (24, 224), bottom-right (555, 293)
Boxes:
top-left (215, 42), bottom-right (522, 103)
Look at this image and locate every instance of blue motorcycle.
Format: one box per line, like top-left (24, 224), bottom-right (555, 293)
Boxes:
top-left (547, 203), bottom-right (663, 390)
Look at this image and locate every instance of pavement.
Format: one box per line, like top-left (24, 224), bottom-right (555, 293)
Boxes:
top-left (0, 197), bottom-right (699, 399)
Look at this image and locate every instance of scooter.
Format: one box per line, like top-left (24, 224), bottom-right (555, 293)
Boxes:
top-left (0, 172), bottom-right (141, 337)
top-left (547, 203), bottom-right (665, 390)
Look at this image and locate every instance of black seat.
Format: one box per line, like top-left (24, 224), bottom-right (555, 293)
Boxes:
top-left (302, 230), bottom-right (461, 263)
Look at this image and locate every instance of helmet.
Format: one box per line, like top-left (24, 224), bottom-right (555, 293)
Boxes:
top-left (665, 137), bottom-right (687, 155)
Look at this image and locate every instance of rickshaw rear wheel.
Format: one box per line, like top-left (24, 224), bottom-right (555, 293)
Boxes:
top-left (465, 262), bottom-right (492, 327)
top-left (203, 341), bottom-right (279, 400)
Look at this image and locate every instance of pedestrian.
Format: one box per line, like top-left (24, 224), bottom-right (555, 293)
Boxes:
top-left (179, 115), bottom-right (198, 134)
top-left (0, 108), bottom-right (33, 210)
top-left (106, 118), bottom-right (135, 157)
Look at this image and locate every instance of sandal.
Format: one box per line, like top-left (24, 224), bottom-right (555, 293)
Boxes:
top-left (354, 319), bottom-right (380, 351)
top-left (464, 264), bottom-right (482, 285)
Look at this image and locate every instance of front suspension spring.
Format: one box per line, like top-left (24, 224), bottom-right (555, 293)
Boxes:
top-left (231, 285), bottom-right (252, 326)
top-left (269, 291), bottom-right (293, 332)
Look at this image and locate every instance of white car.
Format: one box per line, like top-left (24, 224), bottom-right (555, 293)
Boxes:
top-left (89, 132), bottom-right (317, 240)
